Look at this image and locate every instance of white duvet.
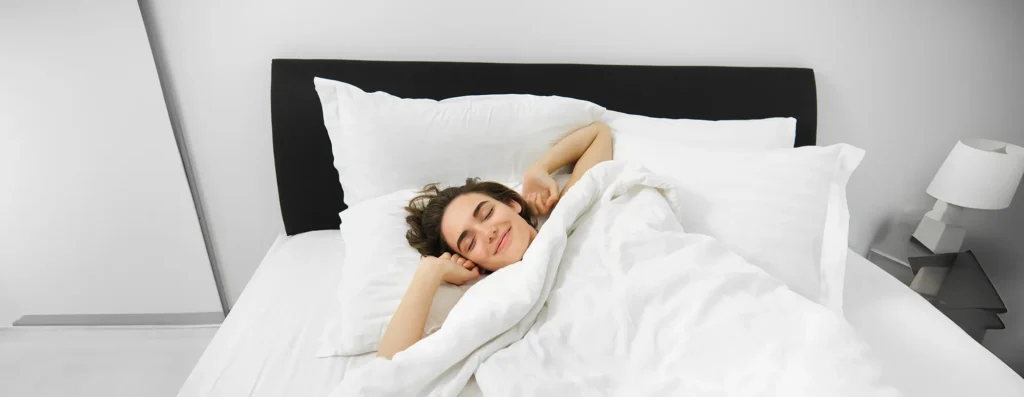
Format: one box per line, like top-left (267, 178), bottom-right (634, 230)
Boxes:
top-left (329, 161), bottom-right (898, 397)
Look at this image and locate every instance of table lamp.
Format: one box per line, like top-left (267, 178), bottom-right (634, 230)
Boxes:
top-left (913, 139), bottom-right (1024, 254)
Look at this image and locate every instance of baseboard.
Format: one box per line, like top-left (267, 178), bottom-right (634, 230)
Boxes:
top-left (12, 312), bottom-right (224, 326)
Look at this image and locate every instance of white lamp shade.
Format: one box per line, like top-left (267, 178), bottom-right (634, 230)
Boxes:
top-left (926, 139), bottom-right (1024, 210)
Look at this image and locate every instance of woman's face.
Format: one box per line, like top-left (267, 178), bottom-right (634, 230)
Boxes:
top-left (441, 192), bottom-right (537, 272)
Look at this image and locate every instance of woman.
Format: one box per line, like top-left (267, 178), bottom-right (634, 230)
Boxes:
top-left (378, 121), bottom-right (613, 359)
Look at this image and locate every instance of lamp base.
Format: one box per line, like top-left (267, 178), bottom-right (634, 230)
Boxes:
top-left (912, 215), bottom-right (965, 254)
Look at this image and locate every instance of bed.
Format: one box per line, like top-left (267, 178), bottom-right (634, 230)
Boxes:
top-left (178, 60), bottom-right (1024, 397)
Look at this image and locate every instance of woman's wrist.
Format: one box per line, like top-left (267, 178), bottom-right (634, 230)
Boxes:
top-left (527, 163), bottom-right (553, 176)
top-left (416, 259), bottom-right (445, 284)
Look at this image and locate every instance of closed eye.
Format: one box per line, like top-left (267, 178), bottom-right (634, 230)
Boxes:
top-left (466, 205), bottom-right (493, 252)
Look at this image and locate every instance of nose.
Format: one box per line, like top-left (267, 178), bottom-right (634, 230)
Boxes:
top-left (475, 223), bottom-right (499, 243)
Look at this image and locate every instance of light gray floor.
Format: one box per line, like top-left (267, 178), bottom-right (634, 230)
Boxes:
top-left (0, 326), bottom-right (216, 397)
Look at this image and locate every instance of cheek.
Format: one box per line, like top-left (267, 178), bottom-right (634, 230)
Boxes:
top-left (472, 248), bottom-right (487, 262)
top-left (512, 221), bottom-right (531, 252)
top-left (468, 245), bottom-right (489, 264)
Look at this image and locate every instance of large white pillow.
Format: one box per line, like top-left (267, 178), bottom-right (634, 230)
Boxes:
top-left (616, 138), bottom-right (863, 312)
top-left (317, 189), bottom-right (478, 357)
top-left (604, 110), bottom-right (797, 154)
top-left (314, 78), bottom-right (605, 206)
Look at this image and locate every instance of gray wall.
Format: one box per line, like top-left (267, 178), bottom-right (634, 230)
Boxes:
top-left (138, 0), bottom-right (1024, 372)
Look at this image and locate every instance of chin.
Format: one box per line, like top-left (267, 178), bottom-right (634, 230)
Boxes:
top-left (490, 252), bottom-right (523, 271)
top-left (508, 243), bottom-right (529, 264)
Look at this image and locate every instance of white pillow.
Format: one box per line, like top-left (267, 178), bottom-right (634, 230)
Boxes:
top-left (316, 189), bottom-right (479, 357)
top-left (604, 110), bottom-right (797, 154)
top-left (616, 140), bottom-right (863, 312)
top-left (314, 78), bottom-right (605, 206)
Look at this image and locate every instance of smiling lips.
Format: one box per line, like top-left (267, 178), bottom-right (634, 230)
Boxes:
top-left (496, 228), bottom-right (511, 254)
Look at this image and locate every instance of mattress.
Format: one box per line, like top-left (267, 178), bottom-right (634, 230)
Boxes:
top-left (175, 231), bottom-right (353, 397)
top-left (177, 230), bottom-right (1023, 397)
top-left (175, 231), bottom-right (484, 397)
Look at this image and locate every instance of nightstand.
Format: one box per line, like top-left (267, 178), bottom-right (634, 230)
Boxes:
top-left (867, 220), bottom-right (930, 285)
top-left (868, 219), bottom-right (1007, 342)
top-left (908, 251), bottom-right (1006, 342)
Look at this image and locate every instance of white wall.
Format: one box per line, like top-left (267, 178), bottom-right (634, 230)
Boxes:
top-left (139, 0), bottom-right (1024, 372)
top-left (0, 0), bottom-right (222, 326)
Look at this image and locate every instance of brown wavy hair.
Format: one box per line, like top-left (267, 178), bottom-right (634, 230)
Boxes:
top-left (405, 178), bottom-right (536, 258)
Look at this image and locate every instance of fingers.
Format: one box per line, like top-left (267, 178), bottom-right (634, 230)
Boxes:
top-left (545, 193), bottom-right (559, 208)
top-left (547, 182), bottom-right (559, 198)
top-left (461, 265), bottom-right (481, 283)
top-left (451, 254), bottom-right (475, 269)
top-left (526, 193), bottom-right (542, 214)
top-left (526, 189), bottom-right (561, 215)
top-left (448, 264), bottom-right (481, 286)
top-left (534, 192), bottom-right (555, 215)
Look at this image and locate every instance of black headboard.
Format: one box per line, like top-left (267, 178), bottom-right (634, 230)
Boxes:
top-left (271, 59), bottom-right (817, 236)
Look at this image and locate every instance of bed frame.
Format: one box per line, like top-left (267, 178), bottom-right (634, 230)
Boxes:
top-left (270, 59), bottom-right (817, 235)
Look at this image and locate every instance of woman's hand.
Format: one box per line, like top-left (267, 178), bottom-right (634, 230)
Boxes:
top-left (522, 167), bottom-right (560, 216)
top-left (523, 121), bottom-right (612, 214)
top-left (421, 253), bottom-right (480, 286)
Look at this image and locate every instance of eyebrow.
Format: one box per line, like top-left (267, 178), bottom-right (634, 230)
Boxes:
top-left (456, 201), bottom-right (488, 251)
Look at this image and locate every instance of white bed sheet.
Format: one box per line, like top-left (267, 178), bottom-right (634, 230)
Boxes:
top-left (175, 231), bottom-right (354, 397)
top-left (178, 231), bottom-right (1022, 397)
top-left (843, 250), bottom-right (1024, 395)
top-left (175, 230), bottom-right (483, 397)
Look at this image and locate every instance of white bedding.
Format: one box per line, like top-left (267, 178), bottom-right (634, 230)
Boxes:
top-left (843, 251), bottom-right (1024, 396)
top-left (175, 232), bottom-right (359, 397)
top-left (330, 162), bottom-right (895, 397)
top-left (177, 201), bottom-right (1023, 397)
top-left (174, 230), bottom-right (484, 397)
